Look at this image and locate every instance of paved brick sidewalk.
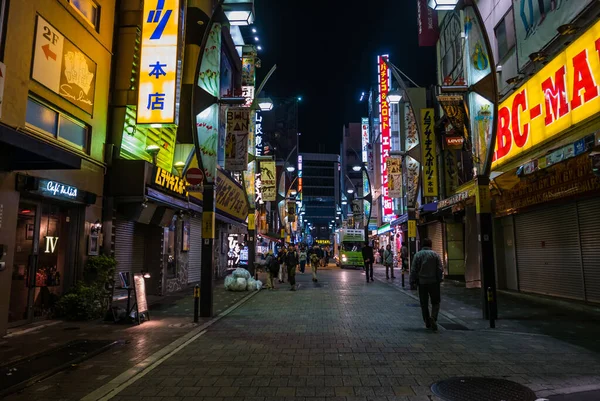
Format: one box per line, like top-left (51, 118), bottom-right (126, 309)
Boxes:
top-left (95, 268), bottom-right (600, 401)
top-left (1, 283), bottom-right (254, 401)
top-left (371, 265), bottom-right (600, 354)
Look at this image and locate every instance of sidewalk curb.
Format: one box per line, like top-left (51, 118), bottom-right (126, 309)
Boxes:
top-left (80, 289), bottom-right (260, 401)
top-left (536, 383), bottom-right (600, 398)
top-left (373, 276), bottom-right (472, 330)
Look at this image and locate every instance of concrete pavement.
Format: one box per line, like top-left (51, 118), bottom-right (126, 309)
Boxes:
top-left (87, 268), bottom-right (600, 401)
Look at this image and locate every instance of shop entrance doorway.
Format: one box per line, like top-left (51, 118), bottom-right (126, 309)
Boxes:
top-left (8, 201), bottom-right (69, 326)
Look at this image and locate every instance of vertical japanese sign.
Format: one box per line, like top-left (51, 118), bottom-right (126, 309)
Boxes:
top-left (378, 55), bottom-right (393, 220)
top-left (255, 111), bottom-right (263, 156)
top-left (361, 117), bottom-right (369, 163)
top-left (260, 160), bottom-right (276, 201)
top-left (225, 108), bottom-right (250, 171)
top-left (420, 108), bottom-right (438, 197)
top-left (137, 0), bottom-right (180, 124)
top-left (416, 0), bottom-right (439, 46)
top-left (386, 157), bottom-right (402, 198)
top-left (297, 155), bottom-right (303, 194)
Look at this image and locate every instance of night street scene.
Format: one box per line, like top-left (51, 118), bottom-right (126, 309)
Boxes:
top-left (2, 1), bottom-right (600, 401)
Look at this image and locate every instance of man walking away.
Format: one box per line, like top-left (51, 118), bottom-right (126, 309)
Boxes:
top-left (286, 245), bottom-right (299, 291)
top-left (362, 241), bottom-right (375, 283)
top-left (278, 247), bottom-right (287, 283)
top-left (384, 244), bottom-right (395, 279)
top-left (265, 250), bottom-right (278, 290)
top-left (310, 245), bottom-right (320, 282)
top-left (410, 238), bottom-right (443, 332)
top-left (299, 248), bottom-right (307, 273)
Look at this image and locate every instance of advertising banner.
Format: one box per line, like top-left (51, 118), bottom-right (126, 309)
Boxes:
top-left (386, 157), bottom-right (402, 198)
top-left (378, 55), bottom-right (394, 220)
top-left (361, 117), bottom-right (369, 163)
top-left (494, 17), bottom-right (600, 169)
top-left (421, 108), bottom-right (438, 197)
top-left (225, 108), bottom-right (250, 171)
top-left (260, 160), bottom-right (276, 201)
top-left (417, 0), bottom-right (438, 47)
top-left (514, 0), bottom-right (593, 70)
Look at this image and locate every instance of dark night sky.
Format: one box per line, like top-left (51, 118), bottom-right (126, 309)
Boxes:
top-left (254, 1), bottom-right (437, 154)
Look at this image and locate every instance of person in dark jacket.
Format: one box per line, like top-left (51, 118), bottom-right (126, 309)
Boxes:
top-left (285, 245), bottom-right (299, 291)
top-left (265, 251), bottom-right (278, 290)
top-left (362, 242), bottom-right (375, 283)
top-left (410, 238), bottom-right (444, 331)
top-left (383, 244), bottom-right (395, 279)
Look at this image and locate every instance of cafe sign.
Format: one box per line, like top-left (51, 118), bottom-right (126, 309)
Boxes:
top-left (494, 18), bottom-right (600, 169)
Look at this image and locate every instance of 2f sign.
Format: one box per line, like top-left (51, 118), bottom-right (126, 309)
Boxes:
top-left (44, 236), bottom-right (59, 254)
top-left (32, 16), bottom-right (64, 93)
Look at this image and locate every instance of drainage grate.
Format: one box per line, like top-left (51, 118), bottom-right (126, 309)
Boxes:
top-left (431, 377), bottom-right (537, 401)
top-left (439, 323), bottom-right (470, 331)
top-left (0, 339), bottom-right (115, 396)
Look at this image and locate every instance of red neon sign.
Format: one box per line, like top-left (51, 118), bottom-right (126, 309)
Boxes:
top-left (378, 55), bottom-right (393, 219)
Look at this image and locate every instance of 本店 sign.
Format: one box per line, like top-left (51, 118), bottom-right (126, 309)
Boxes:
top-left (32, 15), bottom-right (97, 114)
top-left (153, 166), bottom-right (188, 197)
top-left (225, 108), bottom-right (250, 171)
top-left (421, 108), bottom-right (438, 197)
top-left (137, 0), bottom-right (180, 124)
top-left (494, 18), bottom-right (600, 169)
top-left (378, 55), bottom-right (393, 220)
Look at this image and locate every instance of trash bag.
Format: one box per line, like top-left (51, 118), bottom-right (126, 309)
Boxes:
top-left (232, 268), bottom-right (251, 280)
top-left (246, 278), bottom-right (257, 291)
top-left (255, 280), bottom-right (263, 291)
top-left (224, 275), bottom-right (235, 290)
top-left (233, 277), bottom-right (247, 291)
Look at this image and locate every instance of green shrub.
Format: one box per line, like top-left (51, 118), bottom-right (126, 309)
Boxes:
top-left (55, 256), bottom-right (117, 321)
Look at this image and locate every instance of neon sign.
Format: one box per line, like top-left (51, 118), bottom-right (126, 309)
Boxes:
top-left (378, 55), bottom-right (393, 219)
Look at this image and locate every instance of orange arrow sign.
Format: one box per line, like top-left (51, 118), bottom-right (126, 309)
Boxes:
top-left (41, 44), bottom-right (56, 61)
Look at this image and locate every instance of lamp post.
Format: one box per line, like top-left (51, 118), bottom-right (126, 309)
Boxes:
top-left (430, 0), bottom-right (499, 320)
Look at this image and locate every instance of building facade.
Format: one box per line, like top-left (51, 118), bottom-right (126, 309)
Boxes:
top-left (0, 0), bottom-right (115, 334)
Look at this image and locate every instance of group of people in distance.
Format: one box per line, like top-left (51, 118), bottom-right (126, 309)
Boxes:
top-left (264, 244), bottom-right (326, 291)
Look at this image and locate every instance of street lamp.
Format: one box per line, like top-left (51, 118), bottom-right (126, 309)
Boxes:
top-left (223, 1), bottom-right (255, 25)
top-left (352, 165), bottom-right (362, 172)
top-left (427, 0), bottom-right (459, 10)
top-left (387, 90), bottom-right (403, 104)
top-left (346, 188), bottom-right (354, 194)
top-left (257, 97), bottom-right (274, 111)
top-left (286, 165), bottom-right (296, 172)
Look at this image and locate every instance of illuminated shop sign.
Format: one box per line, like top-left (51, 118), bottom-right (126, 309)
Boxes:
top-left (255, 111), bottom-right (263, 156)
top-left (378, 54), bottom-right (393, 220)
top-left (153, 166), bottom-right (188, 196)
top-left (494, 18), bottom-right (600, 169)
top-left (137, 0), bottom-right (180, 124)
top-left (361, 117), bottom-right (369, 163)
top-left (42, 180), bottom-right (78, 198)
top-left (420, 108), bottom-right (438, 197)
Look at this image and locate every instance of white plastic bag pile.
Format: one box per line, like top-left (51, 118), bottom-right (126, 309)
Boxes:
top-left (224, 268), bottom-right (262, 292)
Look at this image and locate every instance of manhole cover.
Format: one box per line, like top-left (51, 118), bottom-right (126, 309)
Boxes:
top-left (439, 323), bottom-right (470, 331)
top-left (431, 377), bottom-right (537, 401)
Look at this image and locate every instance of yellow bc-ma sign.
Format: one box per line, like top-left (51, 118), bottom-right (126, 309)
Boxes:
top-left (493, 19), bottom-right (600, 169)
top-left (137, 0), bottom-right (180, 125)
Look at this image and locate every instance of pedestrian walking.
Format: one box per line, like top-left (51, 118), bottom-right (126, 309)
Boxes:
top-left (278, 247), bottom-right (287, 283)
top-left (410, 238), bottom-right (444, 332)
top-left (384, 244), bottom-right (395, 279)
top-left (285, 245), bottom-right (299, 291)
top-left (265, 250), bottom-right (279, 290)
top-left (362, 241), bottom-right (375, 283)
top-left (401, 242), bottom-right (408, 271)
top-left (299, 248), bottom-right (307, 273)
top-left (310, 245), bottom-right (320, 282)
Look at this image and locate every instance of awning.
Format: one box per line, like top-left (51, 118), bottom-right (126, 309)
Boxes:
top-left (391, 213), bottom-right (408, 227)
top-left (0, 125), bottom-right (81, 171)
top-left (420, 202), bottom-right (438, 213)
top-left (258, 233), bottom-right (280, 242)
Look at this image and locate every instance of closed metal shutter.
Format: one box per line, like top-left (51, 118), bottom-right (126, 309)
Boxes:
top-left (188, 217), bottom-right (203, 284)
top-left (515, 204), bottom-right (584, 300)
top-left (577, 197), bottom-right (600, 303)
top-left (114, 218), bottom-right (146, 298)
top-left (427, 221), bottom-right (445, 270)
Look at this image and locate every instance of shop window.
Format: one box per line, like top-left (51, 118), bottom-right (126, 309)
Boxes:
top-left (25, 97), bottom-right (89, 152)
top-left (495, 9), bottom-right (516, 62)
top-left (68, 0), bottom-right (100, 31)
top-left (166, 217), bottom-right (177, 279)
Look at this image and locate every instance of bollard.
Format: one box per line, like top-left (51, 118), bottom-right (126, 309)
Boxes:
top-left (193, 285), bottom-right (200, 323)
top-left (487, 287), bottom-right (495, 329)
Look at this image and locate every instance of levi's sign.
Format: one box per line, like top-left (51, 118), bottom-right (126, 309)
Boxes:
top-left (494, 19), bottom-right (600, 169)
